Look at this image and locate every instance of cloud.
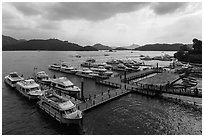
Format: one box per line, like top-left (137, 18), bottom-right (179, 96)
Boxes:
top-left (11, 2), bottom-right (43, 16)
top-left (8, 2), bottom-right (149, 21)
top-left (5, 2), bottom-right (199, 21)
top-left (2, 2), bottom-right (202, 46)
top-left (151, 2), bottom-right (189, 15)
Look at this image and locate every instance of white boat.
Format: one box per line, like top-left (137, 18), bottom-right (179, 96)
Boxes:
top-left (60, 63), bottom-right (69, 72)
top-left (140, 56), bottom-right (152, 61)
top-left (4, 72), bottom-right (24, 87)
top-left (51, 77), bottom-right (80, 98)
top-left (76, 68), bottom-right (94, 78)
top-left (90, 66), bottom-right (113, 77)
top-left (15, 79), bottom-right (44, 100)
top-left (81, 62), bottom-right (93, 68)
top-left (37, 92), bottom-right (83, 125)
top-left (75, 54), bottom-right (81, 58)
top-left (60, 65), bottom-right (79, 74)
top-left (34, 71), bottom-right (51, 84)
top-left (90, 66), bottom-right (107, 73)
top-left (49, 64), bottom-right (61, 71)
top-left (35, 71), bottom-right (49, 80)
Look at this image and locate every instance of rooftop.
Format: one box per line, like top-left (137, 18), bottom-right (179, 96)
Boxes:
top-left (51, 77), bottom-right (74, 86)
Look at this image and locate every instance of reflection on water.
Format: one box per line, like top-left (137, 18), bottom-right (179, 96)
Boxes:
top-left (2, 51), bottom-right (201, 135)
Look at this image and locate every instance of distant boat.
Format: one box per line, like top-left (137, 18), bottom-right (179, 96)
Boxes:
top-left (75, 54), bottom-right (81, 58)
top-left (49, 63), bottom-right (61, 71)
top-left (140, 56), bottom-right (152, 61)
top-left (4, 72), bottom-right (24, 88)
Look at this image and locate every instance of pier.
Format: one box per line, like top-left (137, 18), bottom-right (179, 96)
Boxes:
top-left (45, 68), bottom-right (201, 114)
top-left (96, 69), bottom-right (202, 98)
top-left (59, 88), bottom-right (131, 112)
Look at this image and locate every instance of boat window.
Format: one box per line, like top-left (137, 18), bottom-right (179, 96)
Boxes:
top-left (10, 73), bottom-right (18, 77)
top-left (11, 81), bottom-right (16, 84)
top-left (25, 88), bottom-right (30, 92)
top-left (31, 87), bottom-right (39, 91)
top-left (58, 84), bottom-right (66, 89)
top-left (64, 107), bottom-right (77, 114)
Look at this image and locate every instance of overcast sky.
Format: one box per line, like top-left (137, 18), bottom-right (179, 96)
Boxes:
top-left (2, 2), bottom-right (202, 47)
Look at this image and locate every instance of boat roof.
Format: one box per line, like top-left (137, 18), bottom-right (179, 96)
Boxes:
top-left (7, 72), bottom-right (23, 81)
top-left (58, 100), bottom-right (75, 110)
top-left (46, 94), bottom-right (75, 110)
top-left (37, 71), bottom-right (46, 75)
top-left (17, 79), bottom-right (39, 89)
top-left (36, 71), bottom-right (48, 76)
top-left (51, 64), bottom-right (60, 66)
top-left (51, 77), bottom-right (74, 86)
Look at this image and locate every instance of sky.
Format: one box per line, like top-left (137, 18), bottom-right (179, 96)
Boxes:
top-left (2, 2), bottom-right (202, 47)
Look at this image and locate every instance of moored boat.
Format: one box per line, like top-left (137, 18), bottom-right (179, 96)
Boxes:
top-left (61, 65), bottom-right (79, 74)
top-left (15, 79), bottom-right (44, 100)
top-left (51, 77), bottom-right (80, 98)
top-left (33, 71), bottom-right (52, 86)
top-left (4, 72), bottom-right (24, 87)
top-left (75, 68), bottom-right (94, 78)
top-left (49, 63), bottom-right (61, 71)
top-left (37, 91), bottom-right (83, 125)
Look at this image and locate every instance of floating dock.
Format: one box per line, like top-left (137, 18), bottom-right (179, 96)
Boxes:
top-left (59, 88), bottom-right (131, 112)
top-left (96, 69), bottom-right (202, 98)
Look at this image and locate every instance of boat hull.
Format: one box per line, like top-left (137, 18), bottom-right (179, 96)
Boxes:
top-left (15, 86), bottom-right (40, 100)
top-left (37, 101), bottom-right (83, 126)
top-left (4, 78), bottom-right (16, 88)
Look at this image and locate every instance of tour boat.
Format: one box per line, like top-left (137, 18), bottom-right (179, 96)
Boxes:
top-left (37, 91), bottom-right (83, 125)
top-left (113, 63), bottom-right (129, 71)
top-left (34, 71), bottom-right (49, 81)
top-left (60, 63), bottom-right (69, 72)
top-left (140, 56), bottom-right (152, 61)
top-left (15, 79), bottom-right (44, 100)
top-left (81, 62), bottom-right (93, 68)
top-left (60, 65), bottom-right (79, 74)
top-left (75, 68), bottom-right (95, 78)
top-left (34, 71), bottom-right (51, 85)
top-left (86, 58), bottom-right (96, 63)
top-left (75, 54), bottom-right (81, 58)
top-left (4, 72), bottom-right (24, 87)
top-left (51, 77), bottom-right (80, 98)
top-left (49, 64), bottom-right (61, 71)
top-left (106, 59), bottom-right (120, 65)
top-left (90, 66), bottom-right (113, 77)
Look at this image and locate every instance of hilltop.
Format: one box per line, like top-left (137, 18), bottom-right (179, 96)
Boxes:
top-left (134, 43), bottom-right (185, 51)
top-left (124, 44), bottom-right (140, 49)
top-left (2, 35), bottom-right (98, 51)
top-left (92, 43), bottom-right (112, 50)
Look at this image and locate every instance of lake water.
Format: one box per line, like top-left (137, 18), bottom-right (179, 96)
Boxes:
top-left (2, 51), bottom-right (202, 135)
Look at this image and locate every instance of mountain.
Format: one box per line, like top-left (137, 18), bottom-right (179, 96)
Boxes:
top-left (92, 43), bottom-right (112, 50)
top-left (2, 35), bottom-right (25, 46)
top-left (124, 44), bottom-right (140, 49)
top-left (83, 46), bottom-right (98, 51)
top-left (134, 43), bottom-right (185, 51)
top-left (2, 36), bottom-right (98, 51)
top-left (114, 47), bottom-right (129, 50)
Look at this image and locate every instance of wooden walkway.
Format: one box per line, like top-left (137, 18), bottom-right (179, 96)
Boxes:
top-left (96, 69), bottom-right (202, 98)
top-left (76, 88), bottom-right (130, 112)
top-left (60, 88), bottom-right (131, 112)
top-left (127, 83), bottom-right (202, 98)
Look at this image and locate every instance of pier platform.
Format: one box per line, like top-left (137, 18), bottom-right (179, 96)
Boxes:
top-left (97, 69), bottom-right (202, 98)
top-left (60, 88), bottom-right (131, 112)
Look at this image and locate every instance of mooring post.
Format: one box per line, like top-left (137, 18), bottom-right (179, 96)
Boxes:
top-left (81, 78), bottom-right (84, 101)
top-left (124, 70), bottom-right (127, 83)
